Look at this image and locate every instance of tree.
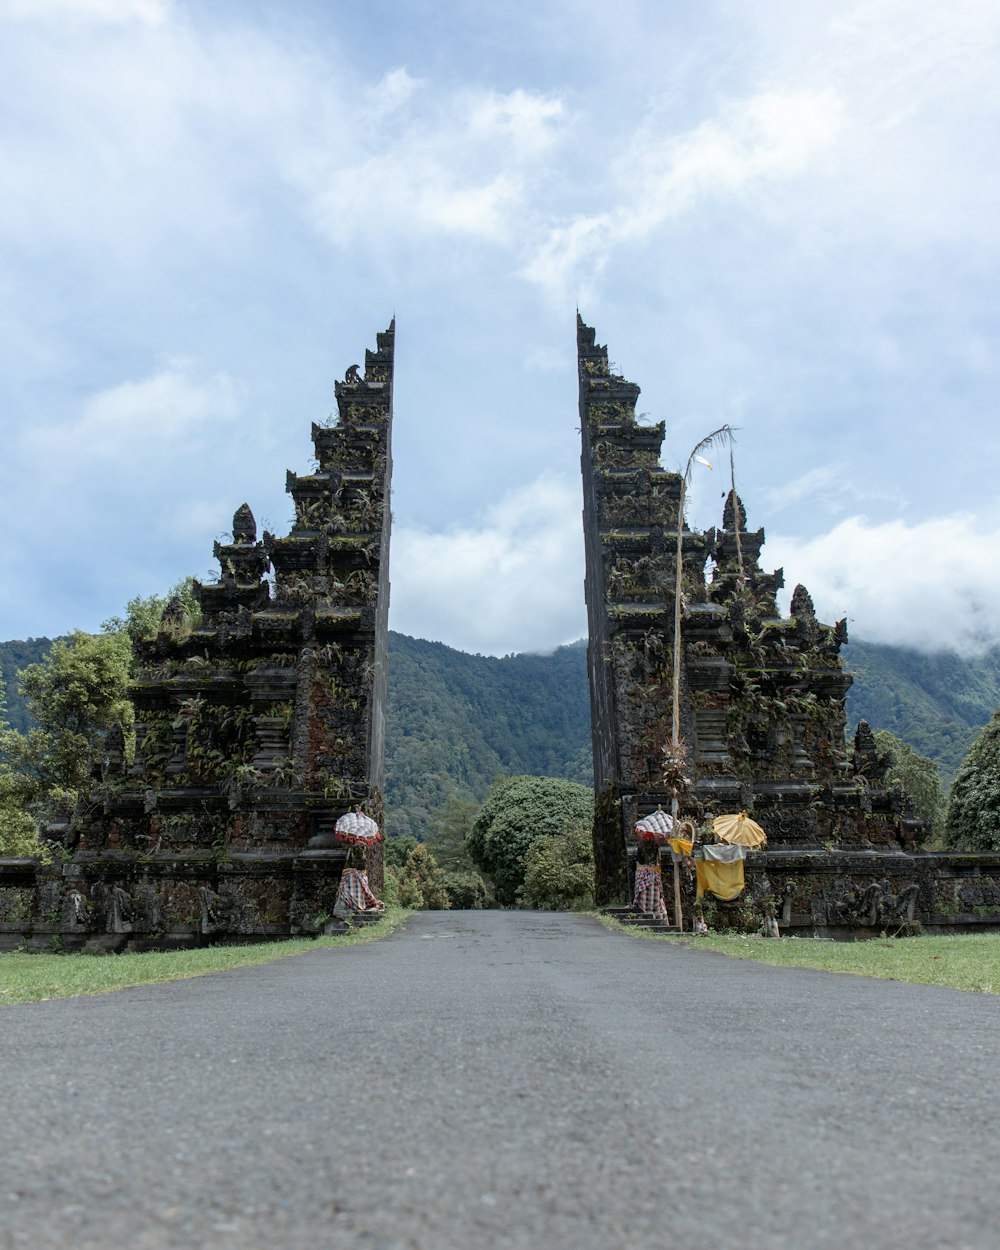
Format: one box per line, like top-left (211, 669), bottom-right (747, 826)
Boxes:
top-left (440, 870), bottom-right (488, 909)
top-left (871, 729), bottom-right (945, 843)
top-left (0, 764), bottom-right (47, 858)
top-left (946, 709), bottom-right (1000, 851)
top-left (394, 843), bottom-right (451, 909)
top-left (0, 630), bottom-right (132, 826)
top-left (423, 793), bottom-right (481, 873)
top-left (0, 682), bottom-right (48, 858)
top-left (101, 578), bottom-right (201, 642)
top-left (466, 775), bottom-right (594, 906)
top-left (0, 578), bottom-right (199, 854)
top-left (519, 823), bottom-right (594, 911)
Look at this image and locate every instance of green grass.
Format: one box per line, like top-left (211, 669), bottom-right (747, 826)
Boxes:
top-left (599, 917), bottom-right (1000, 994)
top-left (0, 908), bottom-right (411, 1005)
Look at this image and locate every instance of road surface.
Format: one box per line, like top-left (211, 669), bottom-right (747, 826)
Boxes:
top-left (2, 911), bottom-right (998, 1249)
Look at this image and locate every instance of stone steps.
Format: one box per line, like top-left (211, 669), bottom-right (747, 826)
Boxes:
top-left (603, 907), bottom-right (679, 934)
top-left (322, 910), bottom-right (385, 935)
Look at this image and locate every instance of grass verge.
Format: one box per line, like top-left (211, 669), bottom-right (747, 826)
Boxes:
top-left (598, 915), bottom-right (1000, 994)
top-left (0, 907), bottom-right (412, 1005)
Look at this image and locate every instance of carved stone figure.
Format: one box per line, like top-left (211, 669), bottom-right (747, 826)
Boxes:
top-left (106, 885), bottom-right (134, 934)
top-left (65, 890), bottom-right (89, 927)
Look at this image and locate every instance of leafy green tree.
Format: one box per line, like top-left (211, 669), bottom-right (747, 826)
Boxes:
top-left (0, 630), bottom-right (133, 825)
top-left (0, 681), bottom-right (49, 858)
top-left (393, 843), bottom-right (451, 909)
top-left (441, 870), bottom-right (488, 909)
top-left (101, 577), bottom-right (201, 642)
top-left (467, 775), bottom-right (593, 906)
top-left (871, 729), bottom-right (945, 843)
top-left (0, 764), bottom-right (47, 858)
top-left (946, 709), bottom-right (1000, 851)
top-left (519, 823), bottom-right (594, 911)
top-left (384, 835), bottom-right (420, 868)
top-left (423, 794), bottom-right (481, 872)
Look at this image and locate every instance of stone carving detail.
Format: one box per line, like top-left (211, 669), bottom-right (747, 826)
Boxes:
top-left (826, 880), bottom-right (919, 927)
top-left (722, 489), bottom-right (747, 532)
top-left (106, 885), bottom-right (134, 934)
top-left (199, 885), bottom-right (259, 936)
top-left (790, 583), bottom-right (816, 620)
top-left (232, 502), bottom-right (257, 544)
top-left (853, 720), bottom-right (891, 785)
top-left (65, 890), bottom-right (89, 927)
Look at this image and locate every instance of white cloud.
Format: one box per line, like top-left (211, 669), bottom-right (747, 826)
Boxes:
top-left (764, 511), bottom-right (1000, 655)
top-left (367, 67), bottom-right (423, 115)
top-left (0, 0), bottom-right (168, 23)
top-left (390, 474), bottom-right (585, 655)
top-left (302, 85), bottom-right (566, 248)
top-left (524, 87), bottom-right (843, 299)
top-left (21, 361), bottom-right (242, 472)
top-left (468, 89), bottom-right (565, 156)
top-left (764, 464), bottom-right (906, 516)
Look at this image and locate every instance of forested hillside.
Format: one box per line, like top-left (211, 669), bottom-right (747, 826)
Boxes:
top-left (843, 640), bottom-right (1000, 781)
top-left (385, 633), bottom-right (592, 838)
top-left (4, 630), bottom-right (1000, 831)
top-left (0, 638), bottom-right (55, 732)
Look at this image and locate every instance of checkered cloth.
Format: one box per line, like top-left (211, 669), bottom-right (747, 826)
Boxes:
top-left (633, 864), bottom-right (669, 920)
top-left (333, 868), bottom-right (384, 916)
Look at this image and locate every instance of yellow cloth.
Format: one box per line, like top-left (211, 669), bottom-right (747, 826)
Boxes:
top-left (667, 837), bottom-right (694, 857)
top-left (695, 858), bottom-right (745, 901)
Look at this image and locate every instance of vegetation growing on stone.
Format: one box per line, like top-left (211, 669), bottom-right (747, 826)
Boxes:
top-left (870, 728), bottom-right (945, 842)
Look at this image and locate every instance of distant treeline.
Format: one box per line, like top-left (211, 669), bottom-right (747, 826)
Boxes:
top-left (842, 639), bottom-right (1000, 781)
top-left (4, 631), bottom-right (999, 833)
top-left (0, 637), bottom-right (57, 734)
top-left (385, 633), bottom-right (592, 839)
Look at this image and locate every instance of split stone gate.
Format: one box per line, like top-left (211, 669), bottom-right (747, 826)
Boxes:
top-left (1, 316), bottom-right (999, 947)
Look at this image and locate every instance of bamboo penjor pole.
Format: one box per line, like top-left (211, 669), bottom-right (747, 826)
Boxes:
top-left (669, 425), bottom-right (736, 930)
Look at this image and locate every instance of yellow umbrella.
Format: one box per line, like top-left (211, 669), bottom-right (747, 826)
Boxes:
top-left (712, 812), bottom-right (767, 848)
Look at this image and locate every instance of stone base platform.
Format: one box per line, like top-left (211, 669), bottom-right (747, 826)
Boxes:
top-left (0, 848), bottom-right (351, 950)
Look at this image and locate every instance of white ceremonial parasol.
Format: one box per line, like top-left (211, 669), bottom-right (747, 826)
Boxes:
top-left (333, 810), bottom-right (381, 844)
top-left (635, 809), bottom-right (675, 843)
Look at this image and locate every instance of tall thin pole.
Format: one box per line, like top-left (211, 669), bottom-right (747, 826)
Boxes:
top-left (671, 475), bottom-right (686, 931)
top-left (668, 425), bottom-right (736, 931)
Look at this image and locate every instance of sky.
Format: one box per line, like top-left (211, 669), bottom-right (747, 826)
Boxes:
top-left (1, 0), bottom-right (999, 657)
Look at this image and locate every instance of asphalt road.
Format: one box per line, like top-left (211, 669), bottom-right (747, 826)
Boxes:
top-left (2, 911), bottom-right (998, 1250)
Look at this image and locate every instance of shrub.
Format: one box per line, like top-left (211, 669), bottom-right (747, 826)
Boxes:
top-left (394, 844), bottom-right (451, 910)
top-left (442, 870), bottom-right (489, 910)
top-left (519, 823), bottom-right (594, 910)
top-left (467, 776), bottom-right (594, 906)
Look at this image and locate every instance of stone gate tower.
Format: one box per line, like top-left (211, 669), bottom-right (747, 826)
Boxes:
top-left (578, 315), bottom-right (948, 931)
top-left (23, 321), bottom-right (396, 947)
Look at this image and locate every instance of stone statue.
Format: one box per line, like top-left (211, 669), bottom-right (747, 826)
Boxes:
top-left (66, 890), bottom-right (89, 927)
top-left (106, 885), bottom-right (134, 934)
